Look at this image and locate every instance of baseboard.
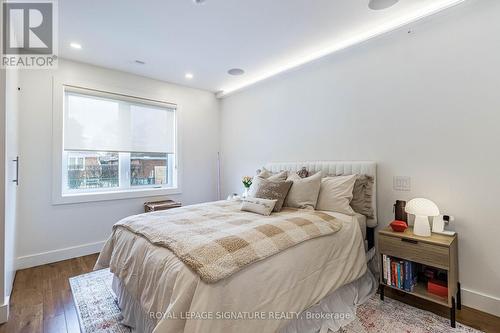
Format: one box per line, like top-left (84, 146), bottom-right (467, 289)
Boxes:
top-left (463, 288), bottom-right (500, 317)
top-left (0, 296), bottom-right (9, 324)
top-left (16, 241), bottom-right (105, 270)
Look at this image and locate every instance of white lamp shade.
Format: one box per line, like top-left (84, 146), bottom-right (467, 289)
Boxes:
top-left (405, 198), bottom-right (440, 217)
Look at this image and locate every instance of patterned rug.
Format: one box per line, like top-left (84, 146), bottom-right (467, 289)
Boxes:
top-left (69, 269), bottom-right (131, 333)
top-left (70, 269), bottom-right (483, 333)
top-left (338, 296), bottom-right (482, 333)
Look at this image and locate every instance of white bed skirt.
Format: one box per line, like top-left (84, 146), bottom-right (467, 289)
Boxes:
top-left (280, 264), bottom-right (378, 333)
top-left (113, 276), bottom-right (157, 333)
top-left (112, 249), bottom-right (378, 333)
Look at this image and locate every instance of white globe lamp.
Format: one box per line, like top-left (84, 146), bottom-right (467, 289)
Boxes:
top-left (405, 198), bottom-right (439, 237)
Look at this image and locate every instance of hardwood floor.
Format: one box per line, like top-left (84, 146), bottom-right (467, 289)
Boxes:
top-left (383, 287), bottom-right (500, 333)
top-left (0, 254), bottom-right (98, 333)
top-left (1, 254), bottom-right (499, 333)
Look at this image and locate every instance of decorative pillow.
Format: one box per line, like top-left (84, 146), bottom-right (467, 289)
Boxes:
top-left (316, 175), bottom-right (357, 215)
top-left (249, 177), bottom-right (292, 212)
top-left (297, 167), bottom-right (309, 178)
top-left (268, 171), bottom-right (288, 181)
top-left (256, 167), bottom-right (272, 178)
top-left (284, 172), bottom-right (322, 209)
top-left (350, 175), bottom-right (375, 218)
top-left (240, 197), bottom-right (277, 216)
top-left (256, 167), bottom-right (288, 181)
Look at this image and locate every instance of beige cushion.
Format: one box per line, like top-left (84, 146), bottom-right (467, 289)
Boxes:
top-left (240, 197), bottom-right (277, 216)
top-left (350, 175), bottom-right (375, 218)
top-left (257, 168), bottom-right (288, 181)
top-left (256, 167), bottom-right (273, 178)
top-left (268, 171), bottom-right (288, 181)
top-left (249, 177), bottom-right (292, 212)
top-left (284, 172), bottom-right (322, 209)
top-left (316, 175), bottom-right (357, 215)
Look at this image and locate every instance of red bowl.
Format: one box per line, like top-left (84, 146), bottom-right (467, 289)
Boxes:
top-left (390, 220), bottom-right (408, 232)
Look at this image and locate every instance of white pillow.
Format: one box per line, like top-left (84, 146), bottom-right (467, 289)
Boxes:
top-left (241, 197), bottom-right (277, 216)
top-left (316, 175), bottom-right (357, 215)
top-left (284, 172), bottom-right (322, 209)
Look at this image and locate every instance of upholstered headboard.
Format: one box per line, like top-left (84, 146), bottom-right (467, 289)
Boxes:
top-left (264, 161), bottom-right (378, 228)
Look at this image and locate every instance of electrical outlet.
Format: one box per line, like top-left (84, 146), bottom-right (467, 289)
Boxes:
top-left (393, 176), bottom-right (411, 191)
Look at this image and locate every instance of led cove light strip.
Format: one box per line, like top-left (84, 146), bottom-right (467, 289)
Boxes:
top-left (217, 0), bottom-right (465, 98)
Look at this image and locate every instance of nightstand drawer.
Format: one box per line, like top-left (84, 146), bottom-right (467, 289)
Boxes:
top-left (378, 234), bottom-right (449, 269)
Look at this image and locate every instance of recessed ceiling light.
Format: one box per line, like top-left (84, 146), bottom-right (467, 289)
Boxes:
top-left (228, 68), bottom-right (245, 76)
top-left (193, 0), bottom-right (206, 4)
top-left (134, 60), bottom-right (146, 65)
top-left (368, 0), bottom-right (399, 10)
top-left (70, 42), bottom-right (82, 49)
top-left (185, 73), bottom-right (194, 79)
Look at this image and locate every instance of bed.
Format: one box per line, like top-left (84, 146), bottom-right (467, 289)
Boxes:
top-left (95, 161), bottom-right (378, 333)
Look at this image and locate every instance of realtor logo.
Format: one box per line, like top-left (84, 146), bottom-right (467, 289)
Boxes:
top-left (2, 0), bottom-right (58, 68)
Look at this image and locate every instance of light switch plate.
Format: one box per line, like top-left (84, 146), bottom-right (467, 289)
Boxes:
top-left (393, 176), bottom-right (411, 191)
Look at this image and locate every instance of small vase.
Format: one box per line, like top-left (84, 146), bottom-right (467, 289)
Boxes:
top-left (243, 187), bottom-right (250, 198)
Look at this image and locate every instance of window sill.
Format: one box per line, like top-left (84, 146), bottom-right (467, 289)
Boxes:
top-left (52, 187), bottom-right (181, 205)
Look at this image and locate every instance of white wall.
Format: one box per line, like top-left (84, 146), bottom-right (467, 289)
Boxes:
top-left (16, 59), bottom-right (220, 268)
top-left (220, 0), bottom-right (500, 316)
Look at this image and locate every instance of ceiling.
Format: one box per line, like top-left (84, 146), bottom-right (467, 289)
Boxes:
top-left (58, 0), bottom-right (464, 97)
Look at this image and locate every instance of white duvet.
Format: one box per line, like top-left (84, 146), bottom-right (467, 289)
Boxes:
top-left (95, 207), bottom-right (367, 333)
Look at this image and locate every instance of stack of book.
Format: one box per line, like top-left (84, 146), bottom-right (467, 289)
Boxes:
top-left (382, 255), bottom-right (417, 292)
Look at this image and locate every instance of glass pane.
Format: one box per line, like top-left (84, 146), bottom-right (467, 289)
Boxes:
top-left (66, 151), bottom-right (119, 190)
top-left (130, 153), bottom-right (168, 186)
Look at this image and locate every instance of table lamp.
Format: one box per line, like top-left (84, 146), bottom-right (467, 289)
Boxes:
top-left (405, 198), bottom-right (439, 237)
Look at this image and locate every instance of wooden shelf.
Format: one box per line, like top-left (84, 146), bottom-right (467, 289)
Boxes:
top-left (382, 282), bottom-right (449, 307)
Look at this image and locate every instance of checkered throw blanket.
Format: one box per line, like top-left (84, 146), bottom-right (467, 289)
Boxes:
top-left (114, 200), bottom-right (342, 283)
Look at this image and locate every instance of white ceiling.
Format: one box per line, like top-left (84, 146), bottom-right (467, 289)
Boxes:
top-left (59, 0), bottom-right (464, 96)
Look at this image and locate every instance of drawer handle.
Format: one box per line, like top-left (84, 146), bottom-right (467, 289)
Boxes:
top-left (401, 238), bottom-right (418, 244)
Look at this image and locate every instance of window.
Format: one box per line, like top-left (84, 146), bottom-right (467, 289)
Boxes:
top-left (68, 155), bottom-right (85, 171)
top-left (66, 151), bottom-right (118, 190)
top-left (61, 87), bottom-right (177, 197)
top-left (130, 152), bottom-right (170, 186)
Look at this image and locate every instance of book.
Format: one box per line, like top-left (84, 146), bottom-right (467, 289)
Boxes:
top-left (383, 255), bottom-right (418, 292)
top-left (382, 254), bottom-right (388, 284)
top-left (391, 261), bottom-right (397, 287)
top-left (398, 261), bottom-right (403, 289)
top-left (404, 261), bottom-right (411, 291)
top-left (387, 256), bottom-right (391, 286)
top-left (397, 262), bottom-right (401, 288)
top-left (396, 262), bottom-right (399, 288)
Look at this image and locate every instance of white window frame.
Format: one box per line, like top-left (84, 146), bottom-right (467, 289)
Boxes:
top-left (52, 78), bottom-right (182, 205)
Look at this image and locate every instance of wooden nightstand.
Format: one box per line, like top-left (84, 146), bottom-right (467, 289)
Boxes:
top-left (377, 226), bottom-right (460, 327)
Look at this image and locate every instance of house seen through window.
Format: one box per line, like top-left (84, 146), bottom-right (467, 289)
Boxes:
top-left (63, 87), bottom-right (177, 195)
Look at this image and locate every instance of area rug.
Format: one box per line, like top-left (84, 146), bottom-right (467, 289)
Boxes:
top-left (70, 269), bottom-right (483, 333)
top-left (338, 296), bottom-right (482, 333)
top-left (69, 269), bottom-right (131, 333)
